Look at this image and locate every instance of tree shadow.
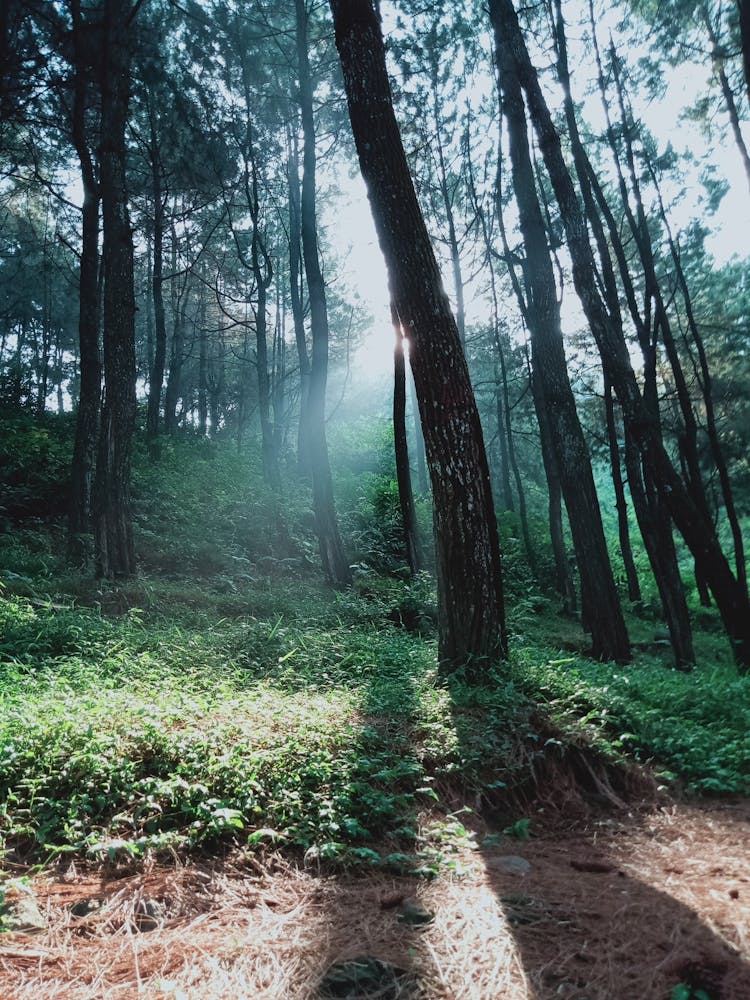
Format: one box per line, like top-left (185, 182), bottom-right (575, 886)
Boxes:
top-left (474, 815), bottom-right (750, 998)
top-left (455, 718), bottom-right (750, 999)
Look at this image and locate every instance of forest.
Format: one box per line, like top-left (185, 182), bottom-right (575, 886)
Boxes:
top-left (0, 0), bottom-right (749, 997)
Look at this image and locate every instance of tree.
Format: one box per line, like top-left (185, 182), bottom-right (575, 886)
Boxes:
top-left (296, 0), bottom-right (350, 586)
top-left (490, 0), bottom-right (750, 668)
top-left (392, 304), bottom-right (421, 575)
top-left (68, 0), bottom-right (101, 556)
top-left (93, 0), bottom-right (138, 578)
top-left (493, 10), bottom-right (630, 661)
top-left (329, 0), bottom-right (506, 672)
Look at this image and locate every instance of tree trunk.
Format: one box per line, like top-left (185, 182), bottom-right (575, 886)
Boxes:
top-left (393, 308), bottom-right (421, 575)
top-left (93, 0), bottom-right (137, 579)
top-left (329, 0), bottom-right (506, 672)
top-left (68, 0), bottom-right (101, 558)
top-left (494, 14), bottom-right (628, 660)
top-left (554, 5), bottom-right (694, 657)
top-left (146, 101), bottom-right (166, 441)
top-left (287, 129), bottom-right (311, 475)
top-left (296, 0), bottom-right (350, 586)
top-left (491, 0), bottom-right (750, 668)
top-left (198, 282), bottom-right (208, 436)
top-left (646, 162), bottom-right (747, 598)
top-left (604, 382), bottom-right (641, 603)
top-left (246, 135), bottom-right (279, 489)
top-left (625, 430), bottom-right (695, 667)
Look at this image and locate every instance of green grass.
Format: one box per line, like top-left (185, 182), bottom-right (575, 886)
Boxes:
top-left (1, 428), bottom-right (748, 872)
top-left (1, 577), bottom-right (748, 872)
top-left (0, 582), bottom-right (538, 869)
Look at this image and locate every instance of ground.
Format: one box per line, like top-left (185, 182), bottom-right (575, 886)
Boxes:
top-left (2, 799), bottom-right (749, 999)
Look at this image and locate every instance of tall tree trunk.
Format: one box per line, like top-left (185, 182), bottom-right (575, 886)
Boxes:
top-left (329, 0), bottom-right (506, 672)
top-left (491, 0), bottom-right (750, 668)
top-left (246, 133), bottom-right (279, 489)
top-left (93, 0), bottom-right (137, 579)
top-left (198, 281), bottom-right (208, 437)
top-left (287, 130), bottom-right (311, 475)
top-left (392, 308), bottom-right (421, 575)
top-left (604, 382), bottom-right (641, 603)
top-left (296, 0), bottom-right (350, 586)
top-left (146, 101), bottom-right (166, 441)
top-left (493, 17), bottom-right (628, 659)
top-left (624, 430), bottom-right (695, 667)
top-left (555, 6), bottom-right (693, 656)
top-left (646, 161), bottom-right (748, 598)
top-left (493, 139), bottom-right (541, 577)
top-left (68, 0), bottom-right (101, 557)
top-left (463, 131), bottom-right (517, 515)
top-left (164, 233), bottom-right (186, 436)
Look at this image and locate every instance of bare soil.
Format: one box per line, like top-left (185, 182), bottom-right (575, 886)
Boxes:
top-left (2, 799), bottom-right (749, 999)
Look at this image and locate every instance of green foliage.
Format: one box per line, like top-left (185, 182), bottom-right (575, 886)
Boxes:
top-left (0, 413), bottom-right (73, 524)
top-left (1, 432), bottom-right (747, 874)
top-left (512, 640), bottom-right (750, 794)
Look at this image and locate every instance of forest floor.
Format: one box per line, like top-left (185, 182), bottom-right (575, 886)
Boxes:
top-left (1, 796), bottom-right (749, 999)
top-left (2, 437), bottom-right (749, 999)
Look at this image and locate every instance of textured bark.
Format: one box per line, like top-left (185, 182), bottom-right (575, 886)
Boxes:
top-left (494, 15), bottom-right (627, 659)
top-left (68, 0), bottom-right (101, 556)
top-left (296, 0), bottom-right (350, 586)
top-left (93, 0), bottom-right (136, 579)
top-left (330, 0), bottom-right (506, 671)
top-left (491, 0), bottom-right (750, 668)
top-left (392, 308), bottom-right (422, 575)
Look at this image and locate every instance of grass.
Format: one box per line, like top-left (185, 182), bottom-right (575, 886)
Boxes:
top-left (0, 428), bottom-right (748, 873)
top-left (1, 572), bottom-right (747, 872)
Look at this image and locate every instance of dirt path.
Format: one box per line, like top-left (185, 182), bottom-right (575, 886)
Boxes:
top-left (2, 800), bottom-right (749, 999)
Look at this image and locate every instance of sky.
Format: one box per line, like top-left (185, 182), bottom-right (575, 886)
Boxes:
top-left (333, 7), bottom-right (750, 382)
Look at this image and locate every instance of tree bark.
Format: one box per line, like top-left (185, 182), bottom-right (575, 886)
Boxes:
top-left (93, 0), bottom-right (137, 579)
top-left (490, 0), bottom-right (750, 668)
top-left (296, 0), bottom-right (350, 586)
top-left (329, 0), bottom-right (506, 672)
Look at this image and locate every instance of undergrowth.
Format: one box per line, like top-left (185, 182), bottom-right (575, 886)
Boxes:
top-left (0, 431), bottom-right (748, 872)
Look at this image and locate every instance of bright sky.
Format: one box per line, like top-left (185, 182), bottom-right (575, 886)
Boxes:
top-left (333, 11), bottom-right (750, 382)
